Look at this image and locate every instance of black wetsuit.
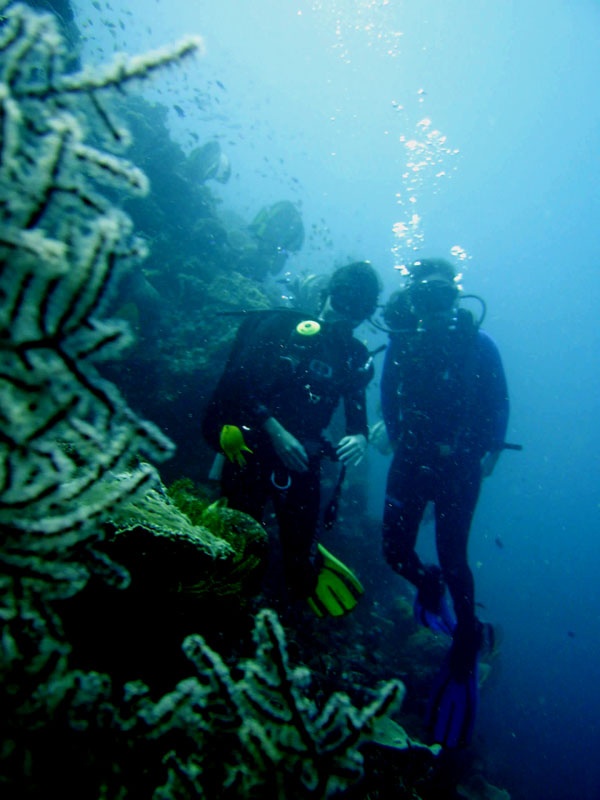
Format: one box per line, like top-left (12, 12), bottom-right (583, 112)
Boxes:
top-left (203, 310), bottom-right (372, 597)
top-left (380, 315), bottom-right (509, 626)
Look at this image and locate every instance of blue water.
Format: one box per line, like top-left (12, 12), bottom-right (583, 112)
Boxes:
top-left (75, 1), bottom-right (600, 797)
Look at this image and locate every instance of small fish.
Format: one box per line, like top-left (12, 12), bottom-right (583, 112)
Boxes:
top-left (495, 536), bottom-right (504, 549)
top-left (173, 104), bottom-right (185, 118)
top-left (567, 631), bottom-right (575, 639)
top-left (215, 80), bottom-right (226, 91)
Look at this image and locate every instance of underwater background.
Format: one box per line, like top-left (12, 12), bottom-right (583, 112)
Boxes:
top-left (60, 0), bottom-right (600, 797)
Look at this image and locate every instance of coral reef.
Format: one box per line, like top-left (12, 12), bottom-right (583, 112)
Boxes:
top-left (132, 608), bottom-right (406, 799)
top-left (103, 479), bottom-right (269, 601)
top-left (0, 4), bottom-right (510, 798)
top-left (0, 0), bottom-right (200, 536)
top-left (0, 4), bottom-right (416, 798)
top-left (0, 2), bottom-right (201, 727)
top-left (0, 0), bottom-right (195, 791)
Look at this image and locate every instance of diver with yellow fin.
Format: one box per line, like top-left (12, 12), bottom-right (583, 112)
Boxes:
top-left (202, 262), bottom-right (381, 616)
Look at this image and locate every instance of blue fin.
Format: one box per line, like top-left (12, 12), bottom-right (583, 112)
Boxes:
top-left (427, 654), bottom-right (479, 748)
top-left (414, 592), bottom-right (457, 637)
top-left (413, 564), bottom-right (457, 637)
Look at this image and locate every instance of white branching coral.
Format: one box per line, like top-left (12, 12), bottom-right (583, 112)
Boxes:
top-left (137, 608), bottom-right (406, 799)
top-left (0, 1), bottom-right (202, 543)
top-left (0, 0), bottom-right (202, 697)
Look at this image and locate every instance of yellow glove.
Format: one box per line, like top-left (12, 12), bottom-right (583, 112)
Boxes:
top-left (219, 425), bottom-right (253, 466)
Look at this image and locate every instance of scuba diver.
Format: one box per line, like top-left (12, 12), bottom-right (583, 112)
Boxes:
top-left (247, 200), bottom-right (305, 278)
top-left (187, 139), bottom-right (232, 184)
top-left (231, 201), bottom-right (304, 282)
top-left (378, 258), bottom-right (510, 749)
top-left (202, 261), bottom-right (381, 617)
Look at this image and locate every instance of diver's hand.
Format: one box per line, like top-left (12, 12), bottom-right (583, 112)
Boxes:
top-left (369, 420), bottom-right (393, 455)
top-left (263, 417), bottom-right (309, 472)
top-left (481, 449), bottom-right (501, 478)
top-left (336, 434), bottom-right (367, 466)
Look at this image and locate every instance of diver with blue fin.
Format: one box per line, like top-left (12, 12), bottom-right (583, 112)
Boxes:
top-left (377, 258), bottom-right (515, 748)
top-left (202, 262), bottom-right (381, 617)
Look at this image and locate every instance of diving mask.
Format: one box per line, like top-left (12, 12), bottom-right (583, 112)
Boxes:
top-left (408, 278), bottom-right (459, 315)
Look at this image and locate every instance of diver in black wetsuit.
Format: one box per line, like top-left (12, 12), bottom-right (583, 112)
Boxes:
top-left (202, 261), bottom-right (381, 614)
top-left (378, 257), bottom-right (509, 748)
